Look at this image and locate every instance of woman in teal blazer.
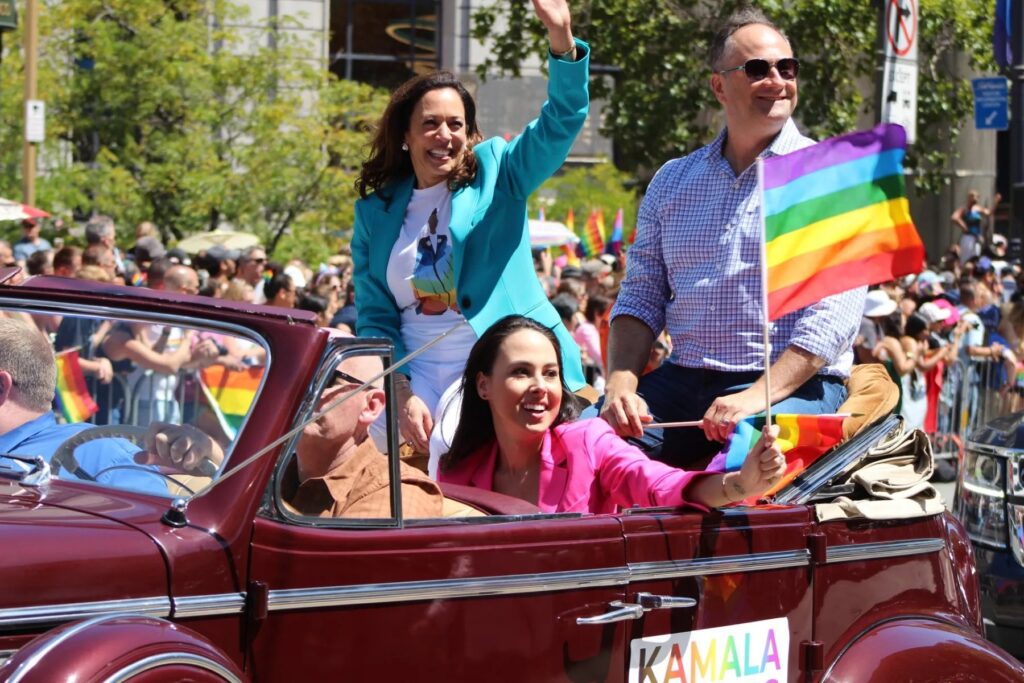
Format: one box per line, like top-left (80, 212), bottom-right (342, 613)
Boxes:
top-left (352, 0), bottom-right (588, 453)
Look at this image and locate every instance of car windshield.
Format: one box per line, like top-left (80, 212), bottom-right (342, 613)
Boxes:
top-left (0, 302), bottom-right (269, 498)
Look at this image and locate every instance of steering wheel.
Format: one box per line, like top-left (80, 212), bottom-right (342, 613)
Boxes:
top-left (51, 425), bottom-right (151, 480)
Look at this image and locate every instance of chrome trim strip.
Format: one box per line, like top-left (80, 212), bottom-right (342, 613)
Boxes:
top-left (629, 550), bottom-right (810, 581)
top-left (173, 593), bottom-right (246, 618)
top-left (0, 649), bottom-right (14, 667)
top-left (0, 597), bottom-right (170, 629)
top-left (102, 652), bottom-right (242, 683)
top-left (268, 566), bottom-right (631, 611)
top-left (6, 613), bottom-right (137, 683)
top-left (826, 538), bottom-right (945, 564)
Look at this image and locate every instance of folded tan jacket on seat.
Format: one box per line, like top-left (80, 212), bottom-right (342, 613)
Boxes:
top-left (837, 363), bottom-right (900, 440)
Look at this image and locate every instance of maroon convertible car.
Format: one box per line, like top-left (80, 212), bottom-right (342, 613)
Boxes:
top-left (0, 269), bottom-right (1021, 682)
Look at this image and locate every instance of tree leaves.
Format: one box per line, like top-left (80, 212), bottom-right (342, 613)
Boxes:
top-left (474, 0), bottom-right (996, 192)
top-left (0, 0), bottom-right (388, 265)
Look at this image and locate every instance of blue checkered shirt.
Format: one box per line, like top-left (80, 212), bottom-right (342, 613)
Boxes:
top-left (613, 119), bottom-right (864, 378)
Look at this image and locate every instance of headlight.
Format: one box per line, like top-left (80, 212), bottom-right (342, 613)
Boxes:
top-left (958, 450), bottom-right (1007, 549)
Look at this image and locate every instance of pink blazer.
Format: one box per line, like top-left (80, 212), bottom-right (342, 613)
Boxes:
top-left (439, 418), bottom-right (715, 514)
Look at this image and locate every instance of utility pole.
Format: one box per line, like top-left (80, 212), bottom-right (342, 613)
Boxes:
top-left (21, 0), bottom-right (38, 206)
top-left (1012, 0), bottom-right (1024, 246)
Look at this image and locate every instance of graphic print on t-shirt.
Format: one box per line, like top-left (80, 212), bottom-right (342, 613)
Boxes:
top-left (411, 210), bottom-right (459, 315)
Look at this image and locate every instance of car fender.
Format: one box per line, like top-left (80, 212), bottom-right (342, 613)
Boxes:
top-left (0, 614), bottom-right (247, 683)
top-left (821, 617), bottom-right (1024, 682)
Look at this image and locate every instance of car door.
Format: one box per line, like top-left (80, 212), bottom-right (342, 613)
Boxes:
top-left (619, 505), bottom-right (815, 683)
top-left (246, 342), bottom-right (631, 682)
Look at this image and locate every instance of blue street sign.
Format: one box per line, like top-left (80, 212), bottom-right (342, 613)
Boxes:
top-left (973, 77), bottom-right (1009, 130)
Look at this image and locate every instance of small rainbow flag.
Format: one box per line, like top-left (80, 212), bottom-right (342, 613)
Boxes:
top-left (537, 206), bottom-right (546, 222)
top-left (561, 209), bottom-right (580, 266)
top-left (577, 209), bottom-right (605, 258)
top-left (761, 123), bottom-right (924, 320)
top-left (54, 349), bottom-right (99, 423)
top-left (198, 365), bottom-right (262, 439)
top-left (707, 413), bottom-right (847, 501)
top-left (605, 208), bottom-right (624, 256)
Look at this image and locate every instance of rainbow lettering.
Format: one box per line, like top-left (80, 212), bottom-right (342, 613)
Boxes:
top-left (629, 618), bottom-right (789, 683)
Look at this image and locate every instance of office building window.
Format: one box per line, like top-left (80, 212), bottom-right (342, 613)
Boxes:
top-left (330, 0), bottom-right (440, 89)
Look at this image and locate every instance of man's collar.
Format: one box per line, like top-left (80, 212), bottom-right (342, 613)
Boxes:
top-left (0, 411), bottom-right (56, 453)
top-left (704, 118), bottom-right (804, 162)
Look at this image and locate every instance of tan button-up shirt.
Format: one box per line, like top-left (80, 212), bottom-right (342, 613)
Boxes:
top-left (285, 439), bottom-right (443, 518)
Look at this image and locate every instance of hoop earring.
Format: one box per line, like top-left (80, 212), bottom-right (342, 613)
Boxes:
top-left (401, 143), bottom-right (409, 151)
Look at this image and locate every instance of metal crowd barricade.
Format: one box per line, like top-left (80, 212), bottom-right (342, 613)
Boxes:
top-left (124, 368), bottom-right (199, 427)
top-left (928, 357), bottom-right (1022, 470)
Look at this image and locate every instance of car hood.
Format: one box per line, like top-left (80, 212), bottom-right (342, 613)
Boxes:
top-left (0, 477), bottom-right (169, 619)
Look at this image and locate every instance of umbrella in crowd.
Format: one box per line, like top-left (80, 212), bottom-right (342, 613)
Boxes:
top-left (176, 229), bottom-right (261, 254)
top-left (0, 198), bottom-right (49, 222)
top-left (528, 219), bottom-right (579, 249)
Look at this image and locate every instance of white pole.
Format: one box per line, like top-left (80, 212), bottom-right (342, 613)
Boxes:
top-left (758, 158), bottom-right (773, 428)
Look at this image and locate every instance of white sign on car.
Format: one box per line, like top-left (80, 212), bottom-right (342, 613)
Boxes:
top-left (629, 618), bottom-right (789, 683)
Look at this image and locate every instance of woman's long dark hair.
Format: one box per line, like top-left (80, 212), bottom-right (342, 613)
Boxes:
top-left (441, 316), bottom-right (582, 472)
top-left (356, 71), bottom-right (483, 199)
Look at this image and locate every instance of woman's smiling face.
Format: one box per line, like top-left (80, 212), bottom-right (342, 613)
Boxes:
top-left (404, 87), bottom-right (468, 189)
top-left (476, 329), bottom-right (564, 440)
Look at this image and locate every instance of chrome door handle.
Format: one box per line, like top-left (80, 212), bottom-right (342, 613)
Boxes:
top-left (637, 592), bottom-right (697, 610)
top-left (576, 601), bottom-right (644, 625)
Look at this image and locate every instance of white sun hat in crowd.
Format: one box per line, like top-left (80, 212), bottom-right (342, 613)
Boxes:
top-left (863, 289), bottom-right (897, 317)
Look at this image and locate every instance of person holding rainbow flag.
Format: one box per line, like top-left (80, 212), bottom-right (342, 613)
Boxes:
top-left (600, 8), bottom-right (921, 469)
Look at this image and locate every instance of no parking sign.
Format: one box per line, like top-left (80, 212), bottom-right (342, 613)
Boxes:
top-left (880, 0), bottom-right (918, 143)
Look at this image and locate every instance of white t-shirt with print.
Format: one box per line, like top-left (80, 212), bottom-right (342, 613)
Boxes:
top-left (386, 181), bottom-right (477, 414)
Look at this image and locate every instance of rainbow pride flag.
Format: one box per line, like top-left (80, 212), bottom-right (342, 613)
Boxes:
top-left (577, 209), bottom-right (605, 258)
top-left (198, 365), bottom-right (262, 439)
top-left (707, 413), bottom-right (847, 500)
top-left (605, 208), bottom-right (624, 256)
top-left (54, 349), bottom-right (99, 423)
top-left (560, 209), bottom-right (580, 266)
top-left (761, 123), bottom-right (924, 320)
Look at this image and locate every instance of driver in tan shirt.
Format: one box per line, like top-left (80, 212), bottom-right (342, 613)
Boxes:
top-left (282, 354), bottom-right (443, 518)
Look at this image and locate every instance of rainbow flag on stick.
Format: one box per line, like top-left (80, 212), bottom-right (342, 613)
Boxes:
top-left (198, 365), bottom-right (262, 439)
top-left (707, 414), bottom-right (847, 502)
top-left (605, 208), bottom-right (624, 256)
top-left (761, 123), bottom-right (924, 320)
top-left (54, 349), bottom-right (98, 423)
top-left (577, 208), bottom-right (605, 258)
top-left (560, 209), bottom-right (580, 267)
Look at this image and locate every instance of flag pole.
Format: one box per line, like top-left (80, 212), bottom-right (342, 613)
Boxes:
top-left (757, 157), bottom-right (772, 428)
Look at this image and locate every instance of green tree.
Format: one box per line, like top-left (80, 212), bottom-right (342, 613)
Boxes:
top-left (473, 0), bottom-right (996, 193)
top-left (0, 0), bottom-right (387, 265)
top-left (529, 161), bottom-right (639, 239)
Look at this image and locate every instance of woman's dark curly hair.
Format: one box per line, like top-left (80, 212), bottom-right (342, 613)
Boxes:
top-left (441, 315), bottom-right (583, 472)
top-left (356, 71), bottom-right (484, 199)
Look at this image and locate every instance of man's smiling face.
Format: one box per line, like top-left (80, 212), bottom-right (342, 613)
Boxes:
top-left (711, 23), bottom-right (798, 139)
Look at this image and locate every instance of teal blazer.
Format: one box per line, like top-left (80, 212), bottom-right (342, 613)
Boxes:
top-left (352, 40), bottom-right (590, 391)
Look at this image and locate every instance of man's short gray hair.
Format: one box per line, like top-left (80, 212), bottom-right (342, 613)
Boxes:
top-left (709, 7), bottom-right (788, 71)
top-left (0, 317), bottom-right (56, 412)
top-left (84, 215), bottom-right (116, 245)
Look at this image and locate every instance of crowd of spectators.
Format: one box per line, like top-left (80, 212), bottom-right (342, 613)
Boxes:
top-left (2, 195), bottom-right (1020, 458)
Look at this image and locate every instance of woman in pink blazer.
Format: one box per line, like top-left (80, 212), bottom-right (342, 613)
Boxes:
top-left (439, 316), bottom-right (786, 513)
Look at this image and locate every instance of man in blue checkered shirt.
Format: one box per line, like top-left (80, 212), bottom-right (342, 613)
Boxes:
top-left (599, 8), bottom-right (865, 469)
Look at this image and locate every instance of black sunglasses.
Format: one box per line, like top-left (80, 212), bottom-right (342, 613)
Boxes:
top-left (333, 369), bottom-right (371, 389)
top-left (719, 57), bottom-right (799, 81)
